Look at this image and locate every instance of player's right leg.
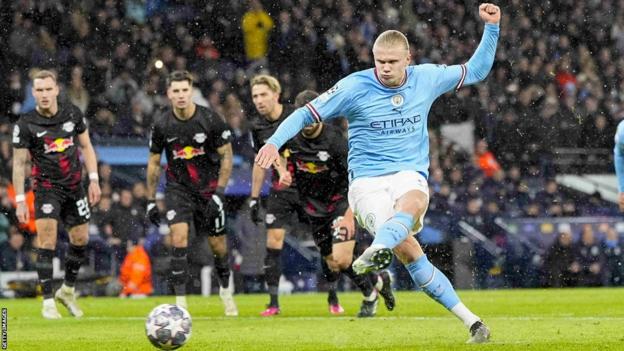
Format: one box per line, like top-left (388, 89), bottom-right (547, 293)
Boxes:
top-left (165, 188), bottom-right (194, 309)
top-left (35, 218), bottom-right (61, 319)
top-left (352, 171), bottom-right (428, 274)
top-left (348, 176), bottom-right (396, 274)
top-left (34, 192), bottom-right (63, 319)
top-left (169, 222), bottom-right (190, 309)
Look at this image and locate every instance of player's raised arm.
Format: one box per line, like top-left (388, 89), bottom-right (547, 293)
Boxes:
top-left (465, 4), bottom-right (500, 81)
top-left (430, 3), bottom-right (500, 97)
top-left (77, 130), bottom-right (101, 205)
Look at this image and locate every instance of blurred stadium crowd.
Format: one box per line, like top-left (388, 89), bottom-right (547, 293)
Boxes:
top-left (0, 0), bottom-right (623, 295)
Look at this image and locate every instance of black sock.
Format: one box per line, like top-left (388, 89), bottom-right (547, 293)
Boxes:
top-left (65, 244), bottom-right (86, 288)
top-left (170, 247), bottom-right (188, 296)
top-left (342, 265), bottom-right (374, 297)
top-left (368, 272), bottom-right (380, 287)
top-left (264, 248), bottom-right (282, 307)
top-left (213, 253), bottom-right (230, 289)
top-left (36, 248), bottom-right (55, 299)
top-left (322, 259), bottom-right (340, 305)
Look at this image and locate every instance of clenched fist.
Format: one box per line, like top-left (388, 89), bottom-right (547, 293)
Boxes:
top-left (479, 3), bottom-right (501, 24)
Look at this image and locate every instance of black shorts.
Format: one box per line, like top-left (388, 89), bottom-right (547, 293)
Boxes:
top-left (165, 186), bottom-right (225, 236)
top-left (306, 200), bottom-right (352, 257)
top-left (34, 186), bottom-right (90, 228)
top-left (265, 189), bottom-right (305, 229)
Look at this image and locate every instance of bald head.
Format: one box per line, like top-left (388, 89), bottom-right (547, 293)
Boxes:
top-left (373, 30), bottom-right (409, 52)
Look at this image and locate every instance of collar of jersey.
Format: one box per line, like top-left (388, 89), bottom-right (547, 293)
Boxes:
top-left (374, 68), bottom-right (408, 89)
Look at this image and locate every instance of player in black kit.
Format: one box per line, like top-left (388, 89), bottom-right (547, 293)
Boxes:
top-left (146, 70), bottom-right (238, 316)
top-left (248, 74), bottom-right (299, 316)
top-left (12, 70), bottom-right (102, 319)
top-left (288, 90), bottom-right (395, 317)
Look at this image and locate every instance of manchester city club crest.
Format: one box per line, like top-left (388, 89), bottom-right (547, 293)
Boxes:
top-left (391, 94), bottom-right (404, 107)
top-left (365, 213), bottom-right (376, 231)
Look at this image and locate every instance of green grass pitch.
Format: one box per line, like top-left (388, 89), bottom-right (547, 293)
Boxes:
top-left (2, 288), bottom-right (623, 350)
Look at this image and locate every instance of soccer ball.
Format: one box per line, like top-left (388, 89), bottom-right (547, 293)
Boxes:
top-left (145, 304), bottom-right (192, 350)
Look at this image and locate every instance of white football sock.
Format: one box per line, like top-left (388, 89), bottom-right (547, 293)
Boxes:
top-left (450, 302), bottom-right (480, 329)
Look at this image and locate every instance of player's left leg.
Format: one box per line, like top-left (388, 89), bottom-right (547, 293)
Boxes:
top-left (260, 190), bottom-right (295, 316)
top-left (169, 222), bottom-right (190, 309)
top-left (35, 218), bottom-right (61, 319)
top-left (207, 235), bottom-right (238, 317)
top-left (331, 239), bottom-right (397, 316)
top-left (54, 191), bottom-right (92, 318)
top-left (320, 257), bottom-right (343, 315)
top-left (395, 236), bottom-right (490, 343)
top-left (54, 222), bottom-right (89, 318)
top-left (203, 193), bottom-right (238, 316)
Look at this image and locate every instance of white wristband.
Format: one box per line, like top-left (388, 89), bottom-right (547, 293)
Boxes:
top-left (15, 194), bottom-right (25, 203)
top-left (89, 172), bottom-right (99, 181)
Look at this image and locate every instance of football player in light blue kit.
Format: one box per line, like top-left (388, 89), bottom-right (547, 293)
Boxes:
top-left (256, 3), bottom-right (500, 343)
top-left (614, 121), bottom-right (624, 211)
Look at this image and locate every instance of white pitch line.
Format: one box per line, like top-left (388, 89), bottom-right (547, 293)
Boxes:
top-left (11, 316), bottom-right (624, 321)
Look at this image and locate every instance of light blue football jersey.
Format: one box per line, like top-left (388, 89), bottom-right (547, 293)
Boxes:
top-left (267, 24), bottom-right (499, 181)
top-left (614, 120), bottom-right (624, 191)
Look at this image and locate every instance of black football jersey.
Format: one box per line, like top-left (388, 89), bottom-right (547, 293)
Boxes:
top-left (12, 104), bottom-right (87, 191)
top-left (290, 124), bottom-right (349, 217)
top-left (150, 105), bottom-right (232, 198)
top-left (249, 104), bottom-right (298, 192)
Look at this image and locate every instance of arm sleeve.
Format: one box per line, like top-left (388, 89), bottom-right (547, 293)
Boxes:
top-left (148, 122), bottom-right (165, 154)
top-left (266, 76), bottom-right (356, 149)
top-left (210, 114), bottom-right (233, 148)
top-left (74, 107), bottom-right (87, 134)
top-left (614, 123), bottom-right (624, 192)
top-left (12, 120), bottom-right (31, 149)
top-left (430, 23), bottom-right (500, 97)
top-left (265, 107), bottom-right (316, 150)
top-left (306, 77), bottom-right (355, 122)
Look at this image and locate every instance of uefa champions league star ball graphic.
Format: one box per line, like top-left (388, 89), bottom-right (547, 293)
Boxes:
top-left (145, 304), bottom-right (192, 350)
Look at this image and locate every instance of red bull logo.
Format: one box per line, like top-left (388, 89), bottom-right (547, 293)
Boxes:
top-left (44, 137), bottom-right (74, 153)
top-left (173, 146), bottom-right (205, 160)
top-left (296, 160), bottom-right (328, 174)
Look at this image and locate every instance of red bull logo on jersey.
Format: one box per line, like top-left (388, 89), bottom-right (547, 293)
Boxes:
top-left (173, 146), bottom-right (206, 160)
top-left (296, 160), bottom-right (329, 174)
top-left (43, 137), bottom-right (74, 153)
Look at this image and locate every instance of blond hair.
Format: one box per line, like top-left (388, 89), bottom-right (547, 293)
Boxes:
top-left (373, 30), bottom-right (410, 52)
top-left (32, 69), bottom-right (58, 83)
top-left (250, 74), bottom-right (281, 94)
